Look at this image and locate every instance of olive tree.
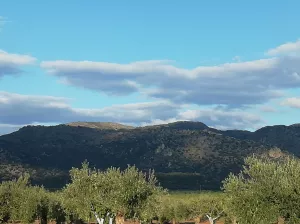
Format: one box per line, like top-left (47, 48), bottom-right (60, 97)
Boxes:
top-left (46, 192), bottom-right (66, 224)
top-left (154, 193), bottom-right (225, 224)
top-left (183, 194), bottom-right (224, 224)
top-left (200, 195), bottom-right (224, 224)
top-left (0, 174), bottom-right (35, 223)
top-left (223, 156), bottom-right (300, 224)
top-left (156, 198), bottom-right (192, 224)
top-left (111, 166), bottom-right (165, 222)
top-left (62, 161), bottom-right (165, 224)
top-left (0, 174), bottom-right (45, 223)
top-left (0, 180), bottom-right (13, 223)
top-left (0, 173), bottom-right (67, 224)
top-left (61, 162), bottom-right (103, 223)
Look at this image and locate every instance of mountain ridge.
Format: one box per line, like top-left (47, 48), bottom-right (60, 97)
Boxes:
top-left (66, 121), bottom-right (135, 130)
top-left (0, 121), bottom-right (298, 190)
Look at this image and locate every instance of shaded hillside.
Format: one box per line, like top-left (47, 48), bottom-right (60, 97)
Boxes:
top-left (147, 121), bottom-right (209, 130)
top-left (0, 122), bottom-right (276, 190)
top-left (221, 124), bottom-right (300, 157)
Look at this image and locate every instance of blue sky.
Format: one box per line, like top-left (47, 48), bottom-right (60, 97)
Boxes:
top-left (1, 0), bottom-right (300, 135)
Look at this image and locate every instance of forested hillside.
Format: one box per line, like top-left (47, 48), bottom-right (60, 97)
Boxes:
top-left (0, 121), bottom-right (296, 190)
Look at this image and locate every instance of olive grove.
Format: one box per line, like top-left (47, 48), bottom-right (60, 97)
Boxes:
top-left (2, 156), bottom-right (300, 224)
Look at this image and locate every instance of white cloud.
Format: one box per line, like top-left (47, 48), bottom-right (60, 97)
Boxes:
top-left (0, 50), bottom-right (36, 77)
top-left (0, 91), bottom-right (180, 125)
top-left (266, 39), bottom-right (300, 56)
top-left (178, 108), bottom-right (264, 130)
top-left (141, 118), bottom-right (184, 127)
top-left (41, 55), bottom-right (300, 107)
top-left (281, 97), bottom-right (300, 108)
top-left (260, 106), bottom-right (277, 113)
top-left (0, 91), bottom-right (264, 135)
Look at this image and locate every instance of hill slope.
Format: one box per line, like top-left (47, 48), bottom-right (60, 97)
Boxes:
top-left (0, 121), bottom-right (296, 190)
top-left (221, 124), bottom-right (300, 156)
top-left (66, 122), bottom-right (135, 130)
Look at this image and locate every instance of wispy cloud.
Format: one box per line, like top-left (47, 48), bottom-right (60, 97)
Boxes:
top-left (0, 16), bottom-right (9, 32)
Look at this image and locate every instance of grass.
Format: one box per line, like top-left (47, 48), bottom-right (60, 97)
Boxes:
top-left (160, 191), bottom-right (226, 224)
top-left (168, 190), bottom-right (223, 199)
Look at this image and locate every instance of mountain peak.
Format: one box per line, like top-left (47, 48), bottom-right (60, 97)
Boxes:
top-left (153, 121), bottom-right (209, 130)
top-left (65, 122), bottom-right (135, 130)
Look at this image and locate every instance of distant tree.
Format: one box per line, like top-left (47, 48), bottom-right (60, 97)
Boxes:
top-left (223, 156), bottom-right (300, 224)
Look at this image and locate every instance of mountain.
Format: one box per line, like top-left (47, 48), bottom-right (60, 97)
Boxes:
top-left (221, 124), bottom-right (300, 157)
top-left (66, 122), bottom-right (135, 130)
top-left (0, 121), bottom-right (296, 190)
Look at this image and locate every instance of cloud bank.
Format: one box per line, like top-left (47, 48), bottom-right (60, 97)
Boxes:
top-left (2, 40), bottom-right (300, 134)
top-left (0, 91), bottom-right (264, 134)
top-left (41, 55), bottom-right (300, 107)
top-left (0, 50), bottom-right (36, 77)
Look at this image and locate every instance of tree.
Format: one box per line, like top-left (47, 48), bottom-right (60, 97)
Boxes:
top-left (0, 180), bottom-right (12, 223)
top-left (0, 173), bottom-right (66, 224)
top-left (182, 193), bottom-right (225, 224)
top-left (110, 166), bottom-right (165, 223)
top-left (223, 156), bottom-right (300, 224)
top-left (47, 192), bottom-right (66, 224)
top-left (0, 174), bottom-right (42, 224)
top-left (201, 195), bottom-right (224, 224)
top-left (61, 161), bottom-right (100, 223)
top-left (156, 198), bottom-right (192, 224)
top-left (62, 161), bottom-right (165, 224)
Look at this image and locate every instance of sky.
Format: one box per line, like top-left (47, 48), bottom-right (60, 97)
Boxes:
top-left (1, 0), bottom-right (300, 135)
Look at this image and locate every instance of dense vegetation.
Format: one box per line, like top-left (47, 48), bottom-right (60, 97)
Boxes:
top-left (2, 156), bottom-right (300, 224)
top-left (2, 121), bottom-right (297, 190)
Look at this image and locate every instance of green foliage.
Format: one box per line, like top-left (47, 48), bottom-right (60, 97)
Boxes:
top-left (0, 181), bottom-right (12, 222)
top-left (223, 156), bottom-right (300, 224)
top-left (0, 174), bottom-right (38, 223)
top-left (4, 155), bottom-right (300, 224)
top-left (46, 192), bottom-right (66, 223)
top-left (62, 162), bottom-right (166, 222)
top-left (155, 192), bottom-right (225, 223)
top-left (0, 174), bottom-right (66, 224)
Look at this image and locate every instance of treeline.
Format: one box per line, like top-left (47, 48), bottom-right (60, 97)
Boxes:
top-left (1, 157), bottom-right (300, 224)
